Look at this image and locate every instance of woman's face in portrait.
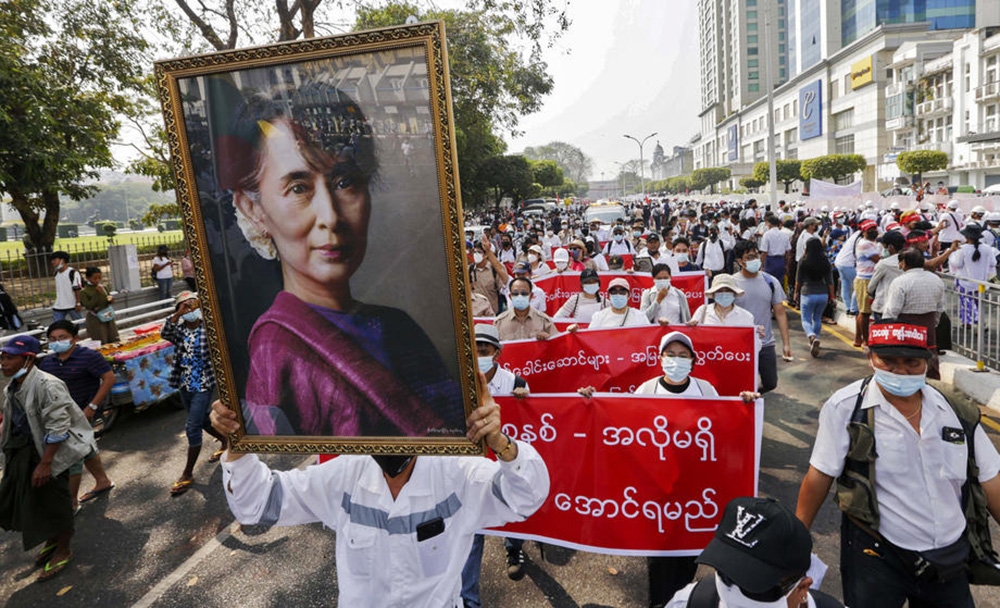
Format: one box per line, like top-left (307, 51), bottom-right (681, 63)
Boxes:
top-left (237, 119), bottom-right (371, 299)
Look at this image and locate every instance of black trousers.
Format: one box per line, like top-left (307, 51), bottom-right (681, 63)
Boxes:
top-left (841, 515), bottom-right (974, 608)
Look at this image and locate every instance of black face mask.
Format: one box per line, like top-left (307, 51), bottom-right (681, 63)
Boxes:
top-left (372, 455), bottom-right (414, 478)
top-left (581, 227), bottom-right (589, 236)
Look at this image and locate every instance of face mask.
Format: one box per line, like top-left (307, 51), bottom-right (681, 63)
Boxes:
top-left (477, 356), bottom-right (495, 374)
top-left (744, 259), bottom-right (762, 274)
top-left (55, 263), bottom-right (64, 272)
top-left (502, 242), bottom-right (511, 249)
top-left (528, 254), bottom-right (539, 264)
top-left (581, 228), bottom-right (590, 236)
top-left (881, 248), bottom-right (891, 258)
top-left (675, 253), bottom-right (689, 264)
top-left (633, 230), bottom-right (642, 238)
top-left (49, 339), bottom-right (72, 354)
top-left (372, 455), bottom-right (414, 478)
top-left (12, 366), bottom-right (28, 380)
top-left (614, 234), bottom-right (624, 243)
top-left (555, 261), bottom-right (568, 271)
top-left (714, 292), bottom-right (736, 307)
top-left (182, 309), bottom-right (203, 323)
top-left (873, 367), bottom-right (926, 397)
top-left (610, 294), bottom-right (629, 309)
top-left (716, 576), bottom-right (801, 608)
top-left (582, 283), bottom-right (600, 295)
top-left (571, 249), bottom-right (582, 260)
top-left (661, 356), bottom-right (693, 383)
top-left (473, 252), bottom-right (484, 265)
top-left (654, 278), bottom-right (671, 291)
top-left (511, 295), bottom-right (531, 311)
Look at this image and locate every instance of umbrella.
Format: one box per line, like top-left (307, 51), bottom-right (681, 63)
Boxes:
top-left (983, 184), bottom-right (1000, 194)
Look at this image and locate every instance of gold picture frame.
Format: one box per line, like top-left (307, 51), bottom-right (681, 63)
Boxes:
top-left (154, 21), bottom-right (480, 455)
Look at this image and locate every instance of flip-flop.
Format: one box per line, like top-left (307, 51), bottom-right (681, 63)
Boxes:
top-left (37, 554), bottom-right (72, 582)
top-left (33, 544), bottom-right (57, 568)
top-left (208, 449), bottom-right (225, 463)
top-left (170, 479), bottom-right (193, 496)
top-left (79, 482), bottom-right (115, 503)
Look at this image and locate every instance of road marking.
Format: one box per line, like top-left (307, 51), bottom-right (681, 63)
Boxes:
top-left (131, 456), bottom-right (314, 608)
top-left (982, 416), bottom-right (1000, 434)
top-left (783, 303), bottom-right (860, 350)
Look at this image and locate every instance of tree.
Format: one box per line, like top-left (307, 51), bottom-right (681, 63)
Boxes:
top-left (522, 141), bottom-right (594, 184)
top-left (667, 176), bottom-right (689, 193)
top-left (896, 150), bottom-right (948, 186)
top-left (689, 168), bottom-right (731, 193)
top-left (752, 159), bottom-right (802, 193)
top-left (142, 203), bottom-right (182, 227)
top-left (0, 0), bottom-right (148, 250)
top-left (531, 160), bottom-right (564, 189)
top-left (800, 154), bottom-right (867, 183)
top-left (739, 176), bottom-right (764, 190)
top-left (476, 155), bottom-right (536, 207)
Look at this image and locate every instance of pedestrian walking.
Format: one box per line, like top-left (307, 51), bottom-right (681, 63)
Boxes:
top-left (950, 224), bottom-right (997, 326)
top-left (48, 251), bottom-right (82, 322)
top-left (151, 245), bottom-right (174, 302)
top-left (794, 239), bottom-right (836, 358)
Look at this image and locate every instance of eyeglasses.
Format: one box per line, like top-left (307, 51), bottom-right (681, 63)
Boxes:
top-left (509, 291), bottom-right (531, 297)
top-left (608, 288), bottom-right (629, 295)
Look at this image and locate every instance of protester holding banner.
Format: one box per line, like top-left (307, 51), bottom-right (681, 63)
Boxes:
top-left (732, 241), bottom-right (791, 393)
top-left (556, 269), bottom-right (609, 324)
top-left (503, 262), bottom-right (547, 313)
top-left (495, 277), bottom-right (556, 341)
top-left (688, 274), bottom-right (756, 332)
top-left (589, 278), bottom-right (651, 329)
top-left (640, 264), bottom-right (692, 325)
top-left (671, 238), bottom-right (702, 273)
top-left (526, 245), bottom-right (553, 278)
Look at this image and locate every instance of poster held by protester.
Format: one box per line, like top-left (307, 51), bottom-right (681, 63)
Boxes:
top-left (155, 22), bottom-right (481, 455)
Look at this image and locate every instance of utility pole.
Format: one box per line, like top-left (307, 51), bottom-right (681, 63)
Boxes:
top-left (763, 0), bottom-right (778, 208)
top-left (624, 132), bottom-right (658, 201)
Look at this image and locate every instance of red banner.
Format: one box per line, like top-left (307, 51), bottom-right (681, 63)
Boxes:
top-left (532, 271), bottom-right (705, 318)
top-left (489, 395), bottom-right (761, 555)
top-left (497, 325), bottom-right (757, 396)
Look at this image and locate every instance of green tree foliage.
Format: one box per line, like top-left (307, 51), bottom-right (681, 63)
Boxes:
top-left (800, 154), bottom-right (867, 183)
top-left (522, 141), bottom-right (594, 184)
top-left (752, 159), bottom-right (802, 193)
top-left (739, 176), bottom-right (764, 190)
top-left (896, 150), bottom-right (948, 185)
top-left (476, 155), bottom-right (535, 206)
top-left (668, 176), bottom-right (690, 193)
top-left (141, 203), bottom-right (182, 227)
top-left (531, 160), bottom-right (564, 189)
top-left (0, 0), bottom-right (148, 250)
top-left (689, 168), bottom-right (731, 193)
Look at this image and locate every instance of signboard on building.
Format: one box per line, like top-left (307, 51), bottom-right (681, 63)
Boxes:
top-left (727, 124), bottom-right (738, 162)
top-left (851, 56), bottom-right (874, 89)
top-left (799, 80), bottom-right (823, 141)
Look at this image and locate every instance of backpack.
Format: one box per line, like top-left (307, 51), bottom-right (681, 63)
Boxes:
top-left (686, 576), bottom-right (842, 607)
top-left (835, 376), bottom-right (1000, 586)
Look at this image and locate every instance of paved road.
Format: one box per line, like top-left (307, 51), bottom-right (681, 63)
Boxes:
top-left (3, 310), bottom-right (1000, 607)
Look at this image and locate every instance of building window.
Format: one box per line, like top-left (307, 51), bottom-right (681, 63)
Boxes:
top-left (748, 59), bottom-right (759, 68)
top-left (748, 47), bottom-right (758, 55)
top-left (780, 55), bottom-right (786, 64)
top-left (780, 68), bottom-right (786, 78)
top-left (834, 108), bottom-right (855, 131)
top-left (749, 83), bottom-right (760, 92)
top-left (746, 0), bottom-right (756, 5)
top-left (835, 134), bottom-right (855, 155)
top-left (749, 71), bottom-right (759, 80)
top-left (831, 79), bottom-right (839, 99)
top-left (748, 22), bottom-right (758, 31)
top-left (779, 43), bottom-right (785, 53)
top-left (747, 35), bottom-right (758, 43)
top-left (747, 10), bottom-right (757, 18)
top-left (779, 19), bottom-right (785, 28)
top-left (779, 32), bottom-right (785, 41)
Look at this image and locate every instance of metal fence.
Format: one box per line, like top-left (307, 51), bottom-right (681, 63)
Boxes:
top-left (939, 272), bottom-right (1000, 373)
top-left (0, 235), bottom-right (186, 313)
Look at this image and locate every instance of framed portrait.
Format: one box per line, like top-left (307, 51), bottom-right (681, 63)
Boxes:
top-left (155, 22), bottom-right (480, 455)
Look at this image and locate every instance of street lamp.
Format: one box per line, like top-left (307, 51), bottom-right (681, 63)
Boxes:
top-left (623, 132), bottom-right (657, 201)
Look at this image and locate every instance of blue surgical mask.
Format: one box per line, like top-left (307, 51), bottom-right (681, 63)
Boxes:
top-left (873, 368), bottom-right (926, 397)
top-left (49, 339), bottom-right (72, 354)
top-left (511, 295), bottom-right (531, 311)
top-left (610, 294), bottom-right (629, 309)
top-left (675, 253), bottom-right (689, 264)
top-left (633, 230), bottom-right (642, 238)
top-left (12, 365), bottom-right (28, 380)
top-left (477, 356), bottom-right (495, 374)
top-left (182, 309), bottom-right (202, 323)
top-left (714, 292), bottom-right (736, 307)
top-left (614, 234), bottom-right (624, 243)
top-left (744, 259), bottom-right (762, 274)
top-left (582, 283), bottom-right (600, 295)
top-left (661, 356), bottom-right (693, 382)
top-left (654, 279), bottom-right (671, 291)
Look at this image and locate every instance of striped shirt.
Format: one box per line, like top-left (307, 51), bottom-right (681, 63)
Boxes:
top-left (38, 346), bottom-right (112, 409)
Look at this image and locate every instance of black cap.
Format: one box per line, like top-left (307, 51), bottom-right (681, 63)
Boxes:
top-left (696, 497), bottom-right (811, 594)
top-left (878, 230), bottom-right (906, 250)
top-left (580, 268), bottom-right (600, 282)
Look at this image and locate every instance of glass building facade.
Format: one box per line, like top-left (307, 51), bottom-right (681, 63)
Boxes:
top-left (842, 0), bottom-right (976, 46)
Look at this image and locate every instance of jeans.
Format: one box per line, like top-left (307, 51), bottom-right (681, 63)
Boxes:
top-left (841, 515), bottom-right (974, 608)
top-left (837, 264), bottom-right (858, 313)
top-left (52, 308), bottom-right (83, 323)
top-left (758, 344), bottom-right (778, 394)
top-left (157, 277), bottom-right (174, 302)
top-left (461, 534), bottom-right (485, 608)
top-left (180, 389), bottom-right (213, 447)
top-left (799, 293), bottom-right (828, 339)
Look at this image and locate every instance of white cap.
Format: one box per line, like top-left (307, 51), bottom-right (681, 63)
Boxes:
top-left (971, 205), bottom-right (987, 215)
top-left (864, 200), bottom-right (875, 209)
top-left (553, 248), bottom-right (569, 263)
top-left (821, 205), bottom-right (829, 212)
top-left (947, 199), bottom-right (959, 210)
top-left (659, 331), bottom-right (694, 355)
top-left (889, 202), bottom-right (900, 210)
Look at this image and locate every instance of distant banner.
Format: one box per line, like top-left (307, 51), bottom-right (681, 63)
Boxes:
top-left (533, 271), bottom-right (706, 318)
top-left (488, 395), bottom-right (761, 555)
top-left (497, 325), bottom-right (757, 396)
top-left (808, 178), bottom-right (862, 199)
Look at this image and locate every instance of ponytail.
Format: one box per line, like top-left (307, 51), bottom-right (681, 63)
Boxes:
top-left (972, 242), bottom-right (982, 262)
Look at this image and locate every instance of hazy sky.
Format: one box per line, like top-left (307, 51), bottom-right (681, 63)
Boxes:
top-left (505, 0), bottom-right (702, 183)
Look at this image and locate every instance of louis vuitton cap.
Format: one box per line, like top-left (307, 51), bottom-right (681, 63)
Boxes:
top-left (696, 496), bottom-right (812, 594)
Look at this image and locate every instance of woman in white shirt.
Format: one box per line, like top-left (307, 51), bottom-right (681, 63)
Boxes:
top-left (950, 224), bottom-right (998, 325)
top-left (640, 263), bottom-right (691, 325)
top-left (556, 269), bottom-right (608, 324)
top-left (588, 278), bottom-right (650, 328)
top-left (634, 331), bottom-right (718, 396)
top-left (688, 273), bottom-right (756, 328)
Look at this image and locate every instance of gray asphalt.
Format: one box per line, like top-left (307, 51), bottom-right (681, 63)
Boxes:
top-left (3, 310), bottom-right (1000, 607)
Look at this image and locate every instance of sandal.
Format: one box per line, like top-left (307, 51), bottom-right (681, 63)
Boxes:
top-left (208, 449), bottom-right (225, 463)
top-left (79, 482), bottom-right (115, 503)
top-left (169, 479), bottom-right (193, 496)
top-left (33, 544), bottom-right (57, 568)
top-left (37, 553), bottom-right (72, 582)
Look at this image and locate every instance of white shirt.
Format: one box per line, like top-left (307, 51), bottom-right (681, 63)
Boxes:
top-left (834, 231), bottom-right (861, 267)
top-left (53, 266), bottom-right (82, 310)
top-left (759, 227), bottom-right (791, 257)
top-left (635, 376), bottom-right (718, 396)
top-left (555, 294), bottom-right (607, 323)
top-left (222, 448), bottom-right (549, 608)
top-left (697, 239), bottom-right (726, 272)
top-left (487, 366), bottom-right (527, 396)
top-left (937, 210), bottom-right (965, 243)
top-left (503, 280), bottom-right (547, 313)
top-left (949, 243), bottom-right (998, 288)
top-left (640, 286), bottom-right (690, 324)
top-left (588, 306), bottom-right (650, 328)
top-left (603, 239), bottom-right (634, 256)
top-left (152, 255), bottom-right (174, 280)
top-left (809, 379), bottom-right (1000, 552)
top-left (690, 303), bottom-right (755, 328)
top-left (795, 231), bottom-right (820, 262)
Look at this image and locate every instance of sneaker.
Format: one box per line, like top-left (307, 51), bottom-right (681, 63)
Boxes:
top-left (810, 339), bottom-right (821, 358)
top-left (506, 548), bottom-right (525, 581)
top-left (846, 310), bottom-right (858, 317)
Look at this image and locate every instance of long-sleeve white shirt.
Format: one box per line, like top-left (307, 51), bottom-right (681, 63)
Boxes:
top-left (221, 447), bottom-right (549, 608)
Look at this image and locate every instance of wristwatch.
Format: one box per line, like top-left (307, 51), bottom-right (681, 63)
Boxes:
top-left (88, 403), bottom-right (100, 411)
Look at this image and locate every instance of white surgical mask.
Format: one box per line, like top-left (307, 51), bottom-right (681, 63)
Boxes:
top-left (675, 253), bottom-right (689, 264)
top-left (716, 575), bottom-right (802, 608)
top-left (473, 252), bottom-right (484, 265)
top-left (661, 356), bottom-right (693, 382)
top-left (582, 283), bottom-right (600, 295)
top-left (477, 356), bottom-right (495, 374)
top-left (511, 295), bottom-right (531, 311)
top-left (555, 261), bottom-right (568, 271)
top-left (654, 279), bottom-right (671, 291)
top-left (528, 254), bottom-right (539, 264)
